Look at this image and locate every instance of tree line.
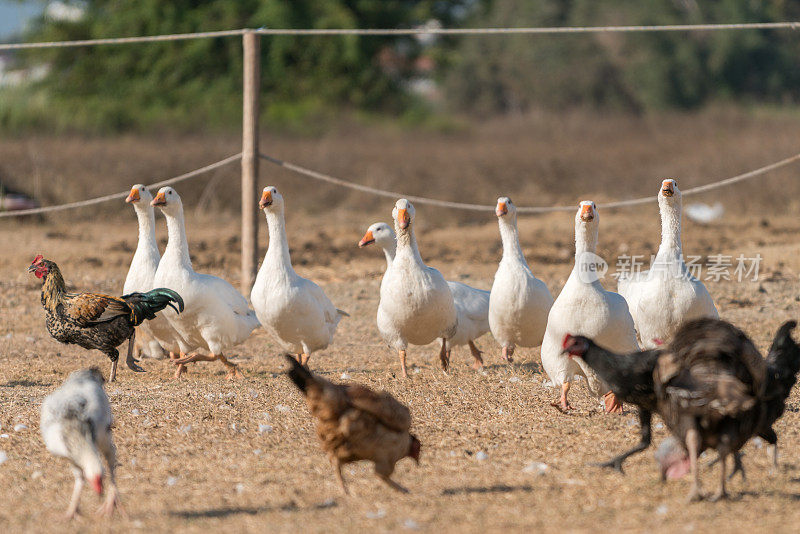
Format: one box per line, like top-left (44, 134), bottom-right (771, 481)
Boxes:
top-left (2, 0), bottom-right (799, 132)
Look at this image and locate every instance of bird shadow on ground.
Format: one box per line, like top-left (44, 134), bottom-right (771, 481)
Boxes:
top-left (169, 500), bottom-right (337, 519)
top-left (1, 379), bottom-right (52, 388)
top-left (738, 490), bottom-right (800, 501)
top-left (441, 484), bottom-right (534, 496)
top-left (169, 506), bottom-right (270, 519)
top-left (479, 361), bottom-right (542, 374)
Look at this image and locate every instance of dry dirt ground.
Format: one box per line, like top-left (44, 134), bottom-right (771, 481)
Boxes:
top-left (1, 204), bottom-right (799, 534)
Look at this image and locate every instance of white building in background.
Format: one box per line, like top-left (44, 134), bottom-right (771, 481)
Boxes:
top-left (0, 57), bottom-right (49, 88)
top-left (44, 1), bottom-right (85, 22)
top-left (0, 1), bottom-right (82, 87)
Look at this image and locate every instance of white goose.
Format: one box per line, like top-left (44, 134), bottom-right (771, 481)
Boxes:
top-left (488, 197), bottom-right (554, 363)
top-left (124, 185), bottom-right (187, 365)
top-left (377, 200), bottom-right (458, 377)
top-left (251, 186), bottom-right (347, 366)
top-left (151, 186), bottom-right (259, 379)
top-left (359, 222), bottom-right (490, 369)
top-left (540, 201), bottom-right (639, 412)
top-left (123, 184), bottom-right (166, 360)
top-left (618, 179), bottom-right (718, 348)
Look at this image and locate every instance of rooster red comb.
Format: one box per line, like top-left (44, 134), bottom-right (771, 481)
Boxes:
top-left (31, 254), bottom-right (44, 265)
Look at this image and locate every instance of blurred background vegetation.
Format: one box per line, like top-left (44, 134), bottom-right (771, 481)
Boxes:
top-left (1, 0), bottom-right (800, 133)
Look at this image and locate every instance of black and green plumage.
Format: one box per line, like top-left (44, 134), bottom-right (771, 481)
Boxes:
top-left (29, 255), bottom-right (184, 381)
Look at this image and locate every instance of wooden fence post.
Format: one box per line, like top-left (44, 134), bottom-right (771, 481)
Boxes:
top-left (241, 31), bottom-right (260, 294)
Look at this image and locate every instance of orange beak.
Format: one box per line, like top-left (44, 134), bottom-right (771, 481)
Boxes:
top-left (151, 192), bottom-right (167, 207)
top-left (580, 204), bottom-right (594, 222)
top-left (397, 208), bottom-right (410, 230)
top-left (358, 230), bottom-right (375, 248)
top-left (661, 180), bottom-right (675, 197)
top-left (259, 190), bottom-right (272, 209)
top-left (496, 201), bottom-right (508, 217)
top-left (125, 188), bottom-right (140, 203)
top-left (90, 474), bottom-right (103, 495)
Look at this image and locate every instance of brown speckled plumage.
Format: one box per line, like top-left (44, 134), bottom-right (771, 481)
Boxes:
top-left (38, 260), bottom-right (136, 365)
top-left (285, 355), bottom-right (420, 494)
top-left (30, 257), bottom-right (184, 379)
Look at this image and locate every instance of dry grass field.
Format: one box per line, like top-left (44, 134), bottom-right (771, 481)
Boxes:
top-left (1, 111), bottom-right (800, 533)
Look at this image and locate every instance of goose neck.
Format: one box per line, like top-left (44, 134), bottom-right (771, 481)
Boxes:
top-left (498, 216), bottom-right (527, 263)
top-left (134, 206), bottom-right (159, 256)
top-left (657, 198), bottom-right (683, 257)
top-left (265, 209), bottom-right (294, 273)
top-left (163, 208), bottom-right (192, 269)
top-left (381, 241), bottom-right (396, 269)
top-left (395, 226), bottom-right (423, 264)
top-left (574, 223), bottom-right (598, 257)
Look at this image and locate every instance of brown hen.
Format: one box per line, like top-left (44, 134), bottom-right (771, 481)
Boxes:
top-left (285, 355), bottom-right (420, 495)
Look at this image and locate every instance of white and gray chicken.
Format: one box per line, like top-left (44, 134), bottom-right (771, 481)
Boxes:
top-left (40, 368), bottom-right (122, 519)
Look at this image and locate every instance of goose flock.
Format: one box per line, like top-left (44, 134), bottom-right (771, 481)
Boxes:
top-left (118, 179), bottom-right (723, 407)
top-left (38, 176), bottom-right (799, 518)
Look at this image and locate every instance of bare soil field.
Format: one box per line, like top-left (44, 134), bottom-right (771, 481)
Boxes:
top-left (1, 200), bottom-right (799, 532)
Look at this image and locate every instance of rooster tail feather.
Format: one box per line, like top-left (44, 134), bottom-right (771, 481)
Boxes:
top-left (767, 320), bottom-right (799, 366)
top-left (123, 288), bottom-right (184, 326)
top-left (772, 321), bottom-right (797, 348)
top-left (285, 354), bottom-right (313, 395)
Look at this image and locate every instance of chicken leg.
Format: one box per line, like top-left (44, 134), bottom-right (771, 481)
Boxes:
top-left (65, 467), bottom-right (84, 520)
top-left (97, 433), bottom-right (125, 517)
top-left (468, 341), bottom-right (484, 370)
top-left (686, 428), bottom-right (703, 502)
top-left (596, 409), bottom-right (652, 473)
top-left (377, 473), bottom-right (410, 493)
top-left (439, 339), bottom-right (450, 373)
top-left (300, 353), bottom-right (311, 366)
top-left (108, 353), bottom-right (119, 383)
top-left (375, 462), bottom-right (409, 493)
top-left (720, 451), bottom-right (746, 481)
top-left (331, 457), bottom-right (349, 496)
top-left (502, 345), bottom-right (514, 363)
top-left (709, 452), bottom-right (729, 502)
top-left (124, 330), bottom-right (145, 373)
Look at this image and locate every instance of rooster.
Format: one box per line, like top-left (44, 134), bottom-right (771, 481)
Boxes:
top-left (29, 255), bottom-right (184, 381)
top-left (41, 368), bottom-right (122, 519)
top-left (285, 355), bottom-right (420, 494)
top-left (563, 318), bottom-right (783, 501)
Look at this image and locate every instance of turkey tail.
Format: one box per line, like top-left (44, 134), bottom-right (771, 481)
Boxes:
top-left (123, 288), bottom-right (184, 326)
top-left (285, 355), bottom-right (314, 395)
